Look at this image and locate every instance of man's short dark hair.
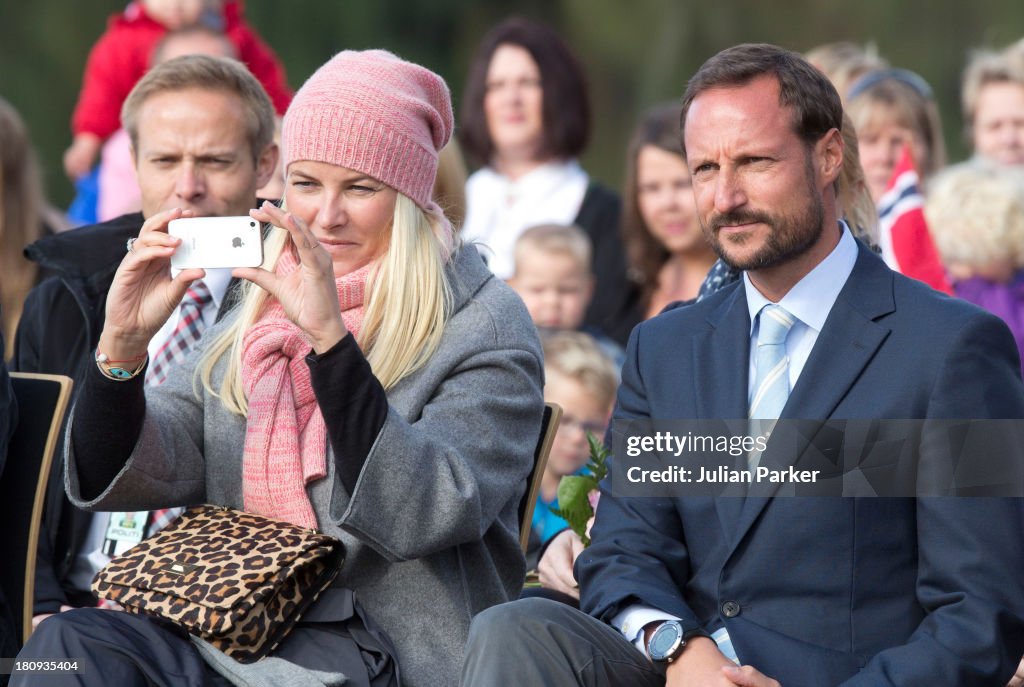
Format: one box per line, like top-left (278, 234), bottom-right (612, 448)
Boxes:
top-left (680, 43), bottom-right (843, 157)
top-left (459, 16), bottom-right (590, 167)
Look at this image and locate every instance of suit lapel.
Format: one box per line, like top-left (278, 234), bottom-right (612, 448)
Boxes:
top-left (696, 286), bottom-right (754, 537)
top-left (729, 243), bottom-right (896, 550)
top-left (694, 284), bottom-right (751, 420)
top-left (780, 248), bottom-right (895, 421)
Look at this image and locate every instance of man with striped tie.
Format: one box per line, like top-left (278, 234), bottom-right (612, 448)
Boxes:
top-left (14, 55), bottom-right (277, 629)
top-left (463, 44), bottom-right (1024, 686)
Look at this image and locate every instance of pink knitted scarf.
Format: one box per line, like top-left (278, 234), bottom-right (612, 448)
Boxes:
top-left (241, 248), bottom-right (370, 529)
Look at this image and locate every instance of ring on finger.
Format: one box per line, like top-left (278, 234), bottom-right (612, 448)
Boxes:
top-left (126, 237), bottom-right (138, 254)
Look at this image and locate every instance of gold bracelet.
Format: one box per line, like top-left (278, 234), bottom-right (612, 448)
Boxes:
top-left (95, 349), bottom-right (148, 381)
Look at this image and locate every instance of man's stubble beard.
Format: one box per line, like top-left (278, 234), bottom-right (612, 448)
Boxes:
top-left (700, 157), bottom-right (825, 272)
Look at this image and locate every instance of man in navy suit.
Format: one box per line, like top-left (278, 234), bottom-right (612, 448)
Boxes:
top-left (461, 43), bottom-right (1024, 686)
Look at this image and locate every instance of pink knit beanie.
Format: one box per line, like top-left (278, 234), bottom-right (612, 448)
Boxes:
top-left (281, 50), bottom-right (453, 210)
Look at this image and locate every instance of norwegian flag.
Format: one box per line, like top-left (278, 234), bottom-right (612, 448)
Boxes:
top-left (876, 145), bottom-right (952, 294)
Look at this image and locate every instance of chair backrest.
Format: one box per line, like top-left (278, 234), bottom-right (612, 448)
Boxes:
top-left (519, 402), bottom-right (562, 553)
top-left (0, 373), bottom-right (73, 647)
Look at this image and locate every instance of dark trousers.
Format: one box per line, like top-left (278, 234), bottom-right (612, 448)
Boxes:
top-left (460, 597), bottom-right (666, 687)
top-left (11, 608), bottom-right (228, 686)
top-left (12, 588), bottom-right (396, 687)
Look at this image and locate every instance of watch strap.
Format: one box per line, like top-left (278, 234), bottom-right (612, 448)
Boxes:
top-left (683, 627), bottom-right (712, 641)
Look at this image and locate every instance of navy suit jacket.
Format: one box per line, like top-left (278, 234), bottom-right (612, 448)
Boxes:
top-left (578, 243), bottom-right (1024, 686)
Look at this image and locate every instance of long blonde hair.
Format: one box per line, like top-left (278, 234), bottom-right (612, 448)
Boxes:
top-left (0, 97), bottom-right (43, 355)
top-left (838, 111), bottom-right (879, 246)
top-left (199, 193), bottom-right (454, 415)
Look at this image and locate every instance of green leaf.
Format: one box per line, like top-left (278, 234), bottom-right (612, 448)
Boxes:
top-left (554, 475), bottom-right (599, 545)
top-left (546, 434), bottom-right (613, 547)
top-left (557, 475), bottom-right (597, 511)
top-left (585, 432), bottom-right (610, 482)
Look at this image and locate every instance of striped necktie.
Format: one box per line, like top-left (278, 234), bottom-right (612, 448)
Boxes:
top-left (749, 304), bottom-right (796, 420)
top-left (145, 279), bottom-right (212, 387)
top-left (747, 304), bottom-right (796, 470)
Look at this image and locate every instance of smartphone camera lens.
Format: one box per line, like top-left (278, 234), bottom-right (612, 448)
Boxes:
top-left (250, 221), bottom-right (256, 228)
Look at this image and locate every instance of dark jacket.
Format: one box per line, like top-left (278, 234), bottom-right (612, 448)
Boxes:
top-left (575, 183), bottom-right (634, 346)
top-left (580, 243), bottom-right (1024, 685)
top-left (13, 213), bottom-right (241, 613)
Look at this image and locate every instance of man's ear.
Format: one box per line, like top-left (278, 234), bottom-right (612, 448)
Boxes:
top-left (254, 142), bottom-right (279, 190)
top-left (816, 128), bottom-right (844, 187)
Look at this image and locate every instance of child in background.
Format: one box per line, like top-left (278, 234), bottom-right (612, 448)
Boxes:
top-left (924, 161), bottom-right (1024, 371)
top-left (530, 331), bottom-right (618, 557)
top-left (507, 223), bottom-right (624, 368)
top-left (63, 0), bottom-right (291, 180)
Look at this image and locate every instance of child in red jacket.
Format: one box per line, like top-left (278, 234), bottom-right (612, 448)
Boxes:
top-left (63, 0), bottom-right (291, 179)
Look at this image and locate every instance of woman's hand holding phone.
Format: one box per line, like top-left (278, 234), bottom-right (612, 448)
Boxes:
top-left (234, 201), bottom-right (348, 354)
top-left (99, 207), bottom-right (205, 362)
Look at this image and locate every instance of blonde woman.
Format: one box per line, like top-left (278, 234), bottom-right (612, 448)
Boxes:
top-left (846, 68), bottom-right (947, 204)
top-left (20, 50), bottom-right (543, 687)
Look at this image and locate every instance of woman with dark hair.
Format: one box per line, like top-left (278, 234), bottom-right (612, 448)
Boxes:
top-left (0, 97), bottom-right (68, 358)
top-left (621, 104), bottom-right (717, 323)
top-left (459, 16), bottom-right (632, 343)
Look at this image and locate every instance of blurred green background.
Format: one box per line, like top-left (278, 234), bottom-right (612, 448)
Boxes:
top-left (2, 0), bottom-right (1022, 209)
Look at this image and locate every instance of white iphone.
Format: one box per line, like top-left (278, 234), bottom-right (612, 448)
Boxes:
top-left (168, 216), bottom-right (264, 269)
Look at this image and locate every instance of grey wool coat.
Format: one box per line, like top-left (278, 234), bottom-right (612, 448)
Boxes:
top-left (65, 246), bottom-right (545, 687)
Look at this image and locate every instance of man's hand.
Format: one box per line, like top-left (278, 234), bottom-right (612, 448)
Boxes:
top-left (721, 664), bottom-right (781, 686)
top-left (1006, 655), bottom-right (1024, 687)
top-left (537, 528), bottom-right (585, 599)
top-left (662, 637), bottom-right (741, 686)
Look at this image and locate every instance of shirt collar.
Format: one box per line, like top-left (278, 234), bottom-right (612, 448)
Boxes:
top-left (744, 221), bottom-right (858, 333)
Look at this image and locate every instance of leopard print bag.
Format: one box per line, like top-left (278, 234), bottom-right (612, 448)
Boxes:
top-left (92, 504), bottom-right (345, 663)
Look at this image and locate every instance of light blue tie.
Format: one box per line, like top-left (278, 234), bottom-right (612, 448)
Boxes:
top-left (749, 304), bottom-right (796, 420)
top-left (747, 304), bottom-right (796, 471)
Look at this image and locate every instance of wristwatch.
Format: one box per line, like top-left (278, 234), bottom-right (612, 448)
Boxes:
top-left (647, 620), bottom-right (708, 663)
